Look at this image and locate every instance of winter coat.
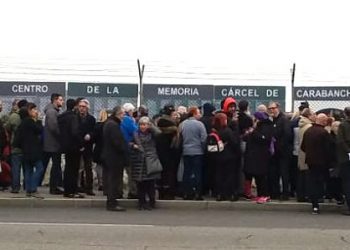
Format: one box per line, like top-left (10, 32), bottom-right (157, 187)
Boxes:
top-left (57, 110), bottom-right (81, 153)
top-left (121, 114), bottom-right (138, 144)
top-left (244, 119), bottom-right (274, 175)
top-left (271, 112), bottom-right (292, 157)
top-left (4, 111), bottom-right (22, 154)
top-left (180, 117), bottom-right (207, 156)
top-left (92, 122), bottom-right (104, 164)
top-left (101, 117), bottom-right (128, 169)
top-left (78, 113), bottom-right (96, 154)
top-left (16, 118), bottom-right (43, 162)
top-left (130, 127), bottom-right (161, 182)
top-left (297, 116), bottom-right (313, 170)
top-left (200, 103), bottom-right (215, 134)
top-left (337, 119), bottom-right (350, 165)
top-left (43, 103), bottom-right (61, 153)
top-left (213, 127), bottom-right (241, 169)
top-left (238, 112), bottom-right (253, 136)
top-left (0, 120), bottom-right (6, 159)
top-left (301, 124), bottom-right (333, 169)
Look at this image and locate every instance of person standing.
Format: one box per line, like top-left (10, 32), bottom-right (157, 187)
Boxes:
top-left (267, 101), bottom-right (292, 200)
top-left (4, 99), bottom-right (28, 193)
top-left (42, 93), bottom-right (64, 194)
top-left (102, 106), bottom-right (127, 211)
top-left (15, 103), bottom-right (44, 197)
top-left (180, 107), bottom-right (207, 200)
top-left (77, 99), bottom-right (96, 196)
top-left (130, 117), bottom-right (162, 210)
top-left (243, 111), bottom-right (274, 203)
top-left (297, 108), bottom-right (315, 202)
top-left (337, 107), bottom-right (350, 215)
top-left (156, 104), bottom-right (180, 200)
top-left (58, 99), bottom-right (84, 198)
top-left (121, 103), bottom-right (138, 199)
top-left (301, 113), bottom-right (333, 215)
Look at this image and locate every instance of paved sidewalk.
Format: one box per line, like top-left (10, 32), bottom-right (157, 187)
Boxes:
top-left (0, 187), bottom-right (346, 213)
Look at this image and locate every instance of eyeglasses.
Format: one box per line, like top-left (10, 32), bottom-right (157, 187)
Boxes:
top-left (79, 105), bottom-right (87, 108)
top-left (268, 107), bottom-right (278, 110)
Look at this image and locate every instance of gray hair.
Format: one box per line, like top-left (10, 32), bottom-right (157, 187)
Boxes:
top-left (139, 116), bottom-right (151, 124)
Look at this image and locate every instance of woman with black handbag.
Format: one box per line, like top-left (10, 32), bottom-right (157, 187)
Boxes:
top-left (130, 116), bottom-right (162, 210)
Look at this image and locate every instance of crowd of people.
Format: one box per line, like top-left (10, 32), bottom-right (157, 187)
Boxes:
top-left (0, 95), bottom-right (350, 215)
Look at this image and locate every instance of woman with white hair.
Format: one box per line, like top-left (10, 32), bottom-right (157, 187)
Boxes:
top-left (129, 116), bottom-right (162, 210)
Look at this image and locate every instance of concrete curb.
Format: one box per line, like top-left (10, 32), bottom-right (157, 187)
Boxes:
top-left (0, 197), bottom-right (346, 212)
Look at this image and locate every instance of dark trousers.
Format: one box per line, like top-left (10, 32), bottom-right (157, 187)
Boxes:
top-left (268, 154), bottom-right (290, 197)
top-left (137, 180), bottom-right (156, 207)
top-left (216, 162), bottom-right (237, 199)
top-left (290, 155), bottom-right (298, 196)
top-left (183, 155), bottom-right (203, 197)
top-left (297, 170), bottom-right (309, 200)
top-left (245, 173), bottom-right (268, 197)
top-left (64, 152), bottom-right (80, 195)
top-left (308, 166), bottom-right (326, 209)
top-left (80, 153), bottom-right (93, 191)
top-left (341, 163), bottom-right (350, 211)
top-left (105, 164), bottom-right (124, 208)
top-left (41, 152), bottom-right (62, 190)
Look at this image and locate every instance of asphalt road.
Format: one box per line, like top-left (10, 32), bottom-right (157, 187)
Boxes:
top-left (0, 207), bottom-right (350, 249)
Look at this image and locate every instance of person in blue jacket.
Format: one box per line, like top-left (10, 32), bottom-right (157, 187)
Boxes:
top-left (121, 103), bottom-right (138, 199)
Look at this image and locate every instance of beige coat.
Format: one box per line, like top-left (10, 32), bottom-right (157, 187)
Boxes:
top-left (298, 116), bottom-right (313, 170)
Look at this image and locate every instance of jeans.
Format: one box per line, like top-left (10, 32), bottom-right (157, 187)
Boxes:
top-left (10, 154), bottom-right (23, 191)
top-left (183, 155), bottom-right (203, 197)
top-left (24, 160), bottom-right (44, 193)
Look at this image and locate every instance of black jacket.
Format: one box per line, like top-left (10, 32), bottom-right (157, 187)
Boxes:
top-left (17, 118), bottom-right (43, 162)
top-left (0, 121), bottom-right (6, 159)
top-left (337, 119), bottom-right (350, 164)
top-left (244, 119), bottom-right (274, 175)
top-left (78, 114), bottom-right (96, 154)
top-left (238, 112), bottom-right (253, 136)
top-left (301, 124), bottom-right (333, 168)
top-left (215, 127), bottom-right (241, 166)
top-left (101, 117), bottom-right (128, 168)
top-left (58, 110), bottom-right (81, 153)
top-left (272, 112), bottom-right (292, 156)
top-left (93, 122), bottom-right (104, 164)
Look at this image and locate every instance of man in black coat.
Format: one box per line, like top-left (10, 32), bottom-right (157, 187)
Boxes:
top-left (337, 107), bottom-right (350, 215)
top-left (102, 106), bottom-right (128, 211)
top-left (58, 99), bottom-right (83, 198)
top-left (301, 113), bottom-right (333, 214)
top-left (77, 99), bottom-right (96, 195)
top-left (268, 101), bottom-right (292, 200)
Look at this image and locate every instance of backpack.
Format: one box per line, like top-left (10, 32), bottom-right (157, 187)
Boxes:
top-left (207, 131), bottom-right (225, 153)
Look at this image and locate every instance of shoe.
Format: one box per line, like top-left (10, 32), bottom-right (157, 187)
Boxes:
top-left (230, 195), bottom-right (239, 202)
top-left (31, 192), bottom-right (44, 199)
top-left (106, 205), bottom-right (126, 212)
top-left (342, 210), bottom-right (350, 216)
top-left (297, 198), bottom-right (307, 202)
top-left (50, 189), bottom-right (64, 195)
top-left (26, 192), bottom-right (32, 197)
top-left (85, 191), bottom-right (95, 196)
top-left (257, 196), bottom-right (270, 204)
top-left (312, 207), bottom-right (320, 215)
top-left (127, 194), bottom-right (138, 199)
top-left (98, 186), bottom-right (103, 191)
top-left (11, 189), bottom-right (19, 194)
top-left (336, 199), bottom-right (345, 206)
top-left (64, 193), bottom-right (85, 199)
top-left (138, 203), bottom-right (152, 211)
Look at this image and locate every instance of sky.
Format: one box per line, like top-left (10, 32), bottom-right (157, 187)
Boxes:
top-left (0, 0), bottom-right (350, 110)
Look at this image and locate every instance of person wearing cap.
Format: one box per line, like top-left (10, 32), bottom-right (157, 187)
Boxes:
top-left (77, 99), bottom-right (96, 196)
top-left (220, 97), bottom-right (241, 200)
top-left (301, 113), bottom-right (333, 215)
top-left (121, 102), bottom-right (138, 199)
top-left (337, 107), bottom-right (350, 215)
